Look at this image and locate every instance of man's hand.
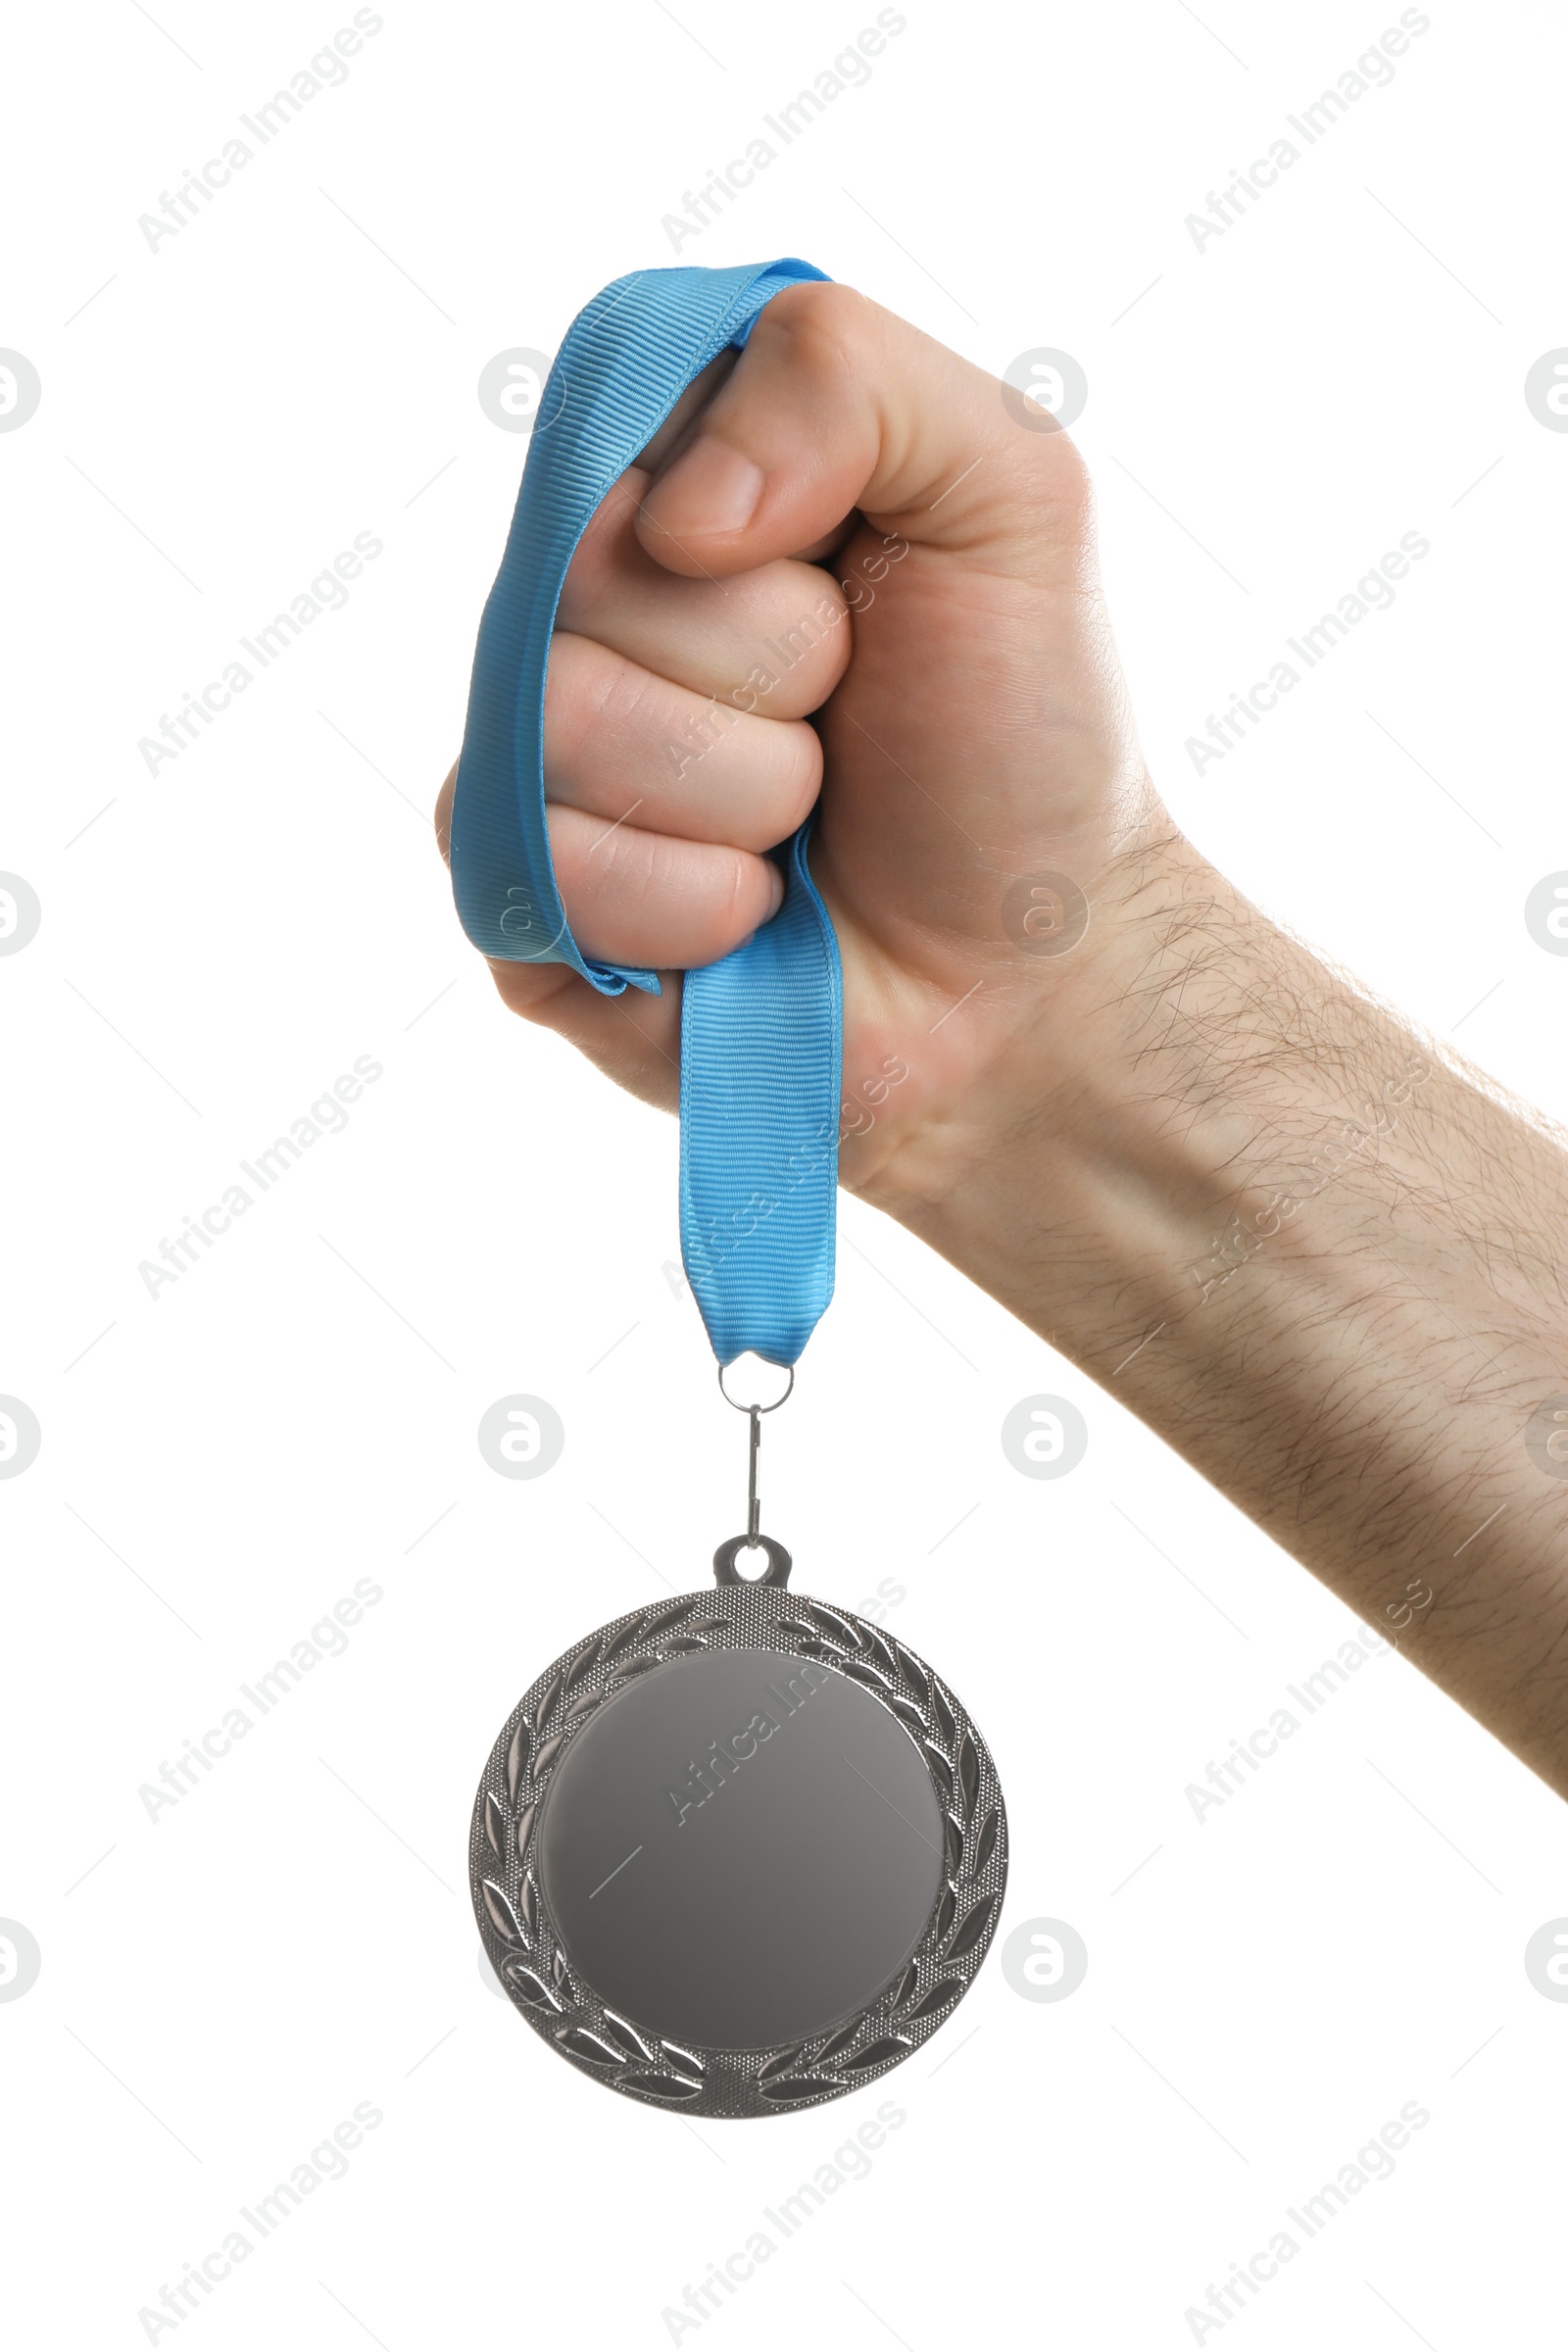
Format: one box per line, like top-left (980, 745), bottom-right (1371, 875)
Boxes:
top-left (437, 280), bottom-right (1568, 1799)
top-left (435, 279), bottom-right (1152, 1199)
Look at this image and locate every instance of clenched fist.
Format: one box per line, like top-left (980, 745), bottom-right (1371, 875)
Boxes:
top-left (436, 278), bottom-right (1152, 1206)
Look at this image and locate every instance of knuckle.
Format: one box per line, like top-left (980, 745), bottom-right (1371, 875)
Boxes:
top-left (774, 722), bottom-right (822, 833)
top-left (1018, 426), bottom-right (1097, 537)
top-left (760, 279), bottom-right (868, 375)
top-left (722, 846), bottom-right (764, 931)
top-left (545, 633), bottom-right (658, 756)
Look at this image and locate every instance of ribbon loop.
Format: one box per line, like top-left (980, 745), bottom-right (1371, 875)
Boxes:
top-left (451, 260), bottom-right (842, 1369)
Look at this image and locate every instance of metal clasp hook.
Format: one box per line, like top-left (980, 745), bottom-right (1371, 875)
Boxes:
top-left (712, 1362), bottom-right (795, 1587)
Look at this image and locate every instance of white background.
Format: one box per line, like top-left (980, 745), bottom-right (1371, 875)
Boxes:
top-left (4, 0), bottom-right (1567, 2344)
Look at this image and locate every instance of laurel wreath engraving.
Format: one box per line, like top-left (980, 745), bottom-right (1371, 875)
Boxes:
top-left (475, 1591), bottom-right (1004, 2115)
top-left (752, 1600), bottom-right (1003, 2103)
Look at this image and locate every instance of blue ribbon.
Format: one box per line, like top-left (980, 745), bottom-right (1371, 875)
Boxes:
top-left (451, 261), bottom-right (842, 1368)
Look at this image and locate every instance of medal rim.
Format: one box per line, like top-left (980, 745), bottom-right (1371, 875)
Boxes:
top-left (470, 1582), bottom-right (1008, 2120)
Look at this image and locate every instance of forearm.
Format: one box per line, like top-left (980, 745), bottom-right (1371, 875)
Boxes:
top-left (876, 829), bottom-right (1568, 1793)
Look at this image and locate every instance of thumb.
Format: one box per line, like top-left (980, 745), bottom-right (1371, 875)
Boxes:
top-left (636, 280), bottom-right (1090, 580)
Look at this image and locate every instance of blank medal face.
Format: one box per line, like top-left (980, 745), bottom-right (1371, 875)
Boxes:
top-left (539, 1647), bottom-right (943, 2049)
top-left (471, 1585), bottom-right (1007, 2117)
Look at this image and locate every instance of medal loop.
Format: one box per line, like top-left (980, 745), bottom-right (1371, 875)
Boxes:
top-left (711, 1533), bottom-right (794, 1588)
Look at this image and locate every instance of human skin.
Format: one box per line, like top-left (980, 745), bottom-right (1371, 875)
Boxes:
top-left (435, 280), bottom-right (1568, 1797)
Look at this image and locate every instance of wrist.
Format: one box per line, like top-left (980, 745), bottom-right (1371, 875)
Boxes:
top-left (853, 821), bottom-right (1419, 1374)
top-left (854, 820), bottom-right (1218, 1283)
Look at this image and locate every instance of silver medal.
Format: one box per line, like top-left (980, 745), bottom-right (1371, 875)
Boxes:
top-left (471, 1420), bottom-right (1006, 2118)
